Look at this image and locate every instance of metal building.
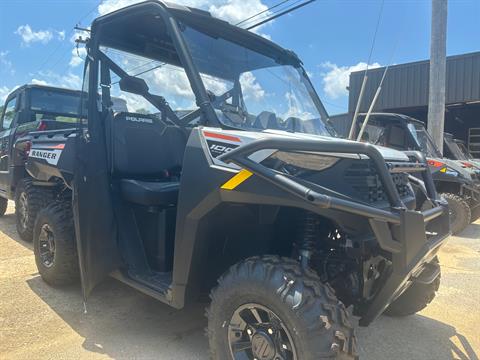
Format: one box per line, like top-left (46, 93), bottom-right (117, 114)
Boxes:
top-left (331, 51), bottom-right (480, 156)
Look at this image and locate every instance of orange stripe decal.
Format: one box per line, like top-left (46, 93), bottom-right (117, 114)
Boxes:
top-left (49, 144), bottom-right (65, 149)
top-left (203, 131), bottom-right (241, 142)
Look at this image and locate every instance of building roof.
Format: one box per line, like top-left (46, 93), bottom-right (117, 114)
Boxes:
top-left (348, 51), bottom-right (480, 113)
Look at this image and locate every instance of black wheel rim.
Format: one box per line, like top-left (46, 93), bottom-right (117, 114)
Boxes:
top-left (38, 224), bottom-right (55, 268)
top-left (228, 303), bottom-right (297, 360)
top-left (18, 191), bottom-right (28, 230)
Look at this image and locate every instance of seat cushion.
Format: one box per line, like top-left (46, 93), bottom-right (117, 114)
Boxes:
top-left (120, 179), bottom-right (179, 207)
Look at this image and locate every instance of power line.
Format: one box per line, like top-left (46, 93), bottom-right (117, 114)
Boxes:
top-left (236, 0), bottom-right (293, 26)
top-left (246, 0), bottom-right (317, 30)
top-left (34, 1), bottom-right (99, 78)
top-left (240, 0), bottom-right (305, 29)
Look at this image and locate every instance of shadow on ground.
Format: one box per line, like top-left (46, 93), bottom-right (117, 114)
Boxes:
top-left (357, 314), bottom-right (478, 360)
top-left (27, 275), bottom-right (209, 359)
top-left (27, 273), bottom-right (478, 360)
top-left (0, 206), bottom-right (33, 251)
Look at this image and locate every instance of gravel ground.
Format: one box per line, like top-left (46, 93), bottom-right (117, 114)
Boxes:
top-left (0, 201), bottom-right (479, 360)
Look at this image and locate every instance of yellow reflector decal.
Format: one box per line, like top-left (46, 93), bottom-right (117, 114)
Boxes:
top-left (221, 169), bottom-right (253, 190)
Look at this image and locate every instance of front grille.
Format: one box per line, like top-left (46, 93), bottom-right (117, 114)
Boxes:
top-left (344, 160), bottom-right (411, 203)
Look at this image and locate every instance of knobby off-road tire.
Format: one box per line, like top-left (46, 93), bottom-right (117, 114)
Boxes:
top-left (15, 178), bottom-right (53, 242)
top-left (0, 197), bottom-right (8, 216)
top-left (207, 256), bottom-right (358, 360)
top-left (471, 206), bottom-right (480, 223)
top-left (385, 259), bottom-right (441, 317)
top-left (33, 201), bottom-right (79, 286)
top-left (441, 192), bottom-right (471, 234)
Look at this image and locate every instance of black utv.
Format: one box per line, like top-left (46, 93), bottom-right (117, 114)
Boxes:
top-left (354, 113), bottom-right (480, 234)
top-left (25, 2), bottom-right (450, 359)
top-left (0, 85), bottom-right (89, 240)
top-left (0, 84), bottom-right (128, 241)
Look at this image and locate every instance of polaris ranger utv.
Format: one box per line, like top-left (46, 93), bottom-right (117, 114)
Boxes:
top-left (0, 85), bottom-right (90, 240)
top-left (354, 113), bottom-right (480, 234)
top-left (444, 133), bottom-right (480, 171)
top-left (26, 2), bottom-right (449, 359)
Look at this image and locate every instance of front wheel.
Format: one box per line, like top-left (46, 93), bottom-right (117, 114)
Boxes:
top-left (207, 256), bottom-right (358, 360)
top-left (441, 192), bottom-right (471, 234)
top-left (33, 201), bottom-right (79, 286)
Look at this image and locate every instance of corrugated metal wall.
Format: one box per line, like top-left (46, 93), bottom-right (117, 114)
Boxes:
top-left (329, 112), bottom-right (352, 137)
top-left (348, 51), bottom-right (480, 113)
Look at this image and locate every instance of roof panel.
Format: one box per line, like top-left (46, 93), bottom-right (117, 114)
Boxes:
top-left (348, 51), bottom-right (480, 112)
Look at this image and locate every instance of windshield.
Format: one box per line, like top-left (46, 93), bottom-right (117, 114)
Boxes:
top-left (407, 122), bottom-right (442, 158)
top-left (30, 88), bottom-right (84, 123)
top-left (456, 141), bottom-right (473, 159)
top-left (444, 136), bottom-right (468, 160)
top-left (180, 25), bottom-right (333, 136)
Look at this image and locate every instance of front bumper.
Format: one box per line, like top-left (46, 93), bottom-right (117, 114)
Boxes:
top-left (220, 140), bottom-right (451, 327)
top-left (360, 203), bottom-right (449, 325)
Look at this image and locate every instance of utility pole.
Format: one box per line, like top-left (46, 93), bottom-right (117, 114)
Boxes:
top-left (427, 0), bottom-right (448, 154)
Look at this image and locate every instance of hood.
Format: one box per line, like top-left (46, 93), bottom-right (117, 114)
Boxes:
top-left (431, 157), bottom-right (476, 181)
top-left (263, 130), bottom-right (410, 162)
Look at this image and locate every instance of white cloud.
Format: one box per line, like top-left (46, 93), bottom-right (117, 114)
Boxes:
top-left (57, 30), bottom-right (66, 41)
top-left (0, 51), bottom-right (14, 75)
top-left (209, 0), bottom-right (268, 26)
top-left (69, 47), bottom-right (87, 67)
top-left (0, 86), bottom-right (11, 103)
top-left (0, 85), bottom-right (20, 103)
top-left (15, 25), bottom-right (53, 45)
top-left (321, 61), bottom-right (382, 99)
top-left (240, 72), bottom-right (264, 101)
top-left (31, 78), bottom-right (49, 86)
top-left (32, 71), bottom-right (82, 90)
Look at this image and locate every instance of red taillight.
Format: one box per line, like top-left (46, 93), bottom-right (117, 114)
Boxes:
top-left (427, 159), bottom-right (445, 168)
top-left (37, 121), bottom-right (47, 131)
top-left (461, 161), bottom-right (473, 168)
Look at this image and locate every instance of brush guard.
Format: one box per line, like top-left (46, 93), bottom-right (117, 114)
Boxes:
top-left (219, 140), bottom-right (450, 326)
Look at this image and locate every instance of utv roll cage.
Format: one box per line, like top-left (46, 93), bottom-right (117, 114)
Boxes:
top-left (86, 0), bottom-right (329, 129)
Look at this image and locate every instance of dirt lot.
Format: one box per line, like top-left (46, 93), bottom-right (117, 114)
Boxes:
top-left (0, 201), bottom-right (479, 360)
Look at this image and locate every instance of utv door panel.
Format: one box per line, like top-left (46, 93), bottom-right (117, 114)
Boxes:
top-left (73, 135), bottom-right (122, 298)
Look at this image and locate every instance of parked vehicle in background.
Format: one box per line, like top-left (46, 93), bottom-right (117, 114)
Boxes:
top-left (354, 113), bottom-right (480, 234)
top-left (444, 133), bottom-right (480, 221)
top-left (24, 2), bottom-right (450, 359)
top-left (0, 85), bottom-right (86, 240)
top-left (444, 133), bottom-right (480, 170)
top-left (0, 84), bottom-right (127, 241)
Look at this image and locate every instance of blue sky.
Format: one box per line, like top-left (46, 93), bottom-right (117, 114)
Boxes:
top-left (0, 0), bottom-right (479, 114)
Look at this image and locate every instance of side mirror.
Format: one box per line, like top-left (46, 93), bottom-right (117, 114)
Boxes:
top-left (119, 76), bottom-right (149, 96)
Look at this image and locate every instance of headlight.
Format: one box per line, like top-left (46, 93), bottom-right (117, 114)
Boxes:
top-left (269, 151), bottom-right (339, 171)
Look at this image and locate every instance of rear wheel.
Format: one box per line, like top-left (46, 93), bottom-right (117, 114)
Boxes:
top-left (207, 256), bottom-right (358, 360)
top-left (33, 201), bottom-right (79, 286)
top-left (15, 178), bottom-right (53, 241)
top-left (441, 192), bottom-right (471, 234)
top-left (0, 197), bottom-right (8, 216)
